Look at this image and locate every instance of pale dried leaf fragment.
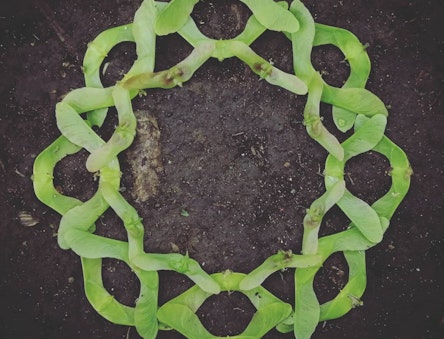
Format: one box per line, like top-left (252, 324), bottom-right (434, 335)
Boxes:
top-left (18, 211), bottom-right (40, 227)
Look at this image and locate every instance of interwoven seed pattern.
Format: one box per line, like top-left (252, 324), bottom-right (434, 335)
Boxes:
top-left (33, 1), bottom-right (412, 338)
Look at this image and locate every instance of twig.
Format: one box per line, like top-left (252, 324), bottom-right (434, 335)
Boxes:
top-left (34, 0), bottom-right (78, 59)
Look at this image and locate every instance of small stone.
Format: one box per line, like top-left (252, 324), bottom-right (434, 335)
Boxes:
top-left (170, 243), bottom-right (180, 253)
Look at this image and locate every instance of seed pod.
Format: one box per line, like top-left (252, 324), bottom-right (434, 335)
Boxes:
top-left (18, 211), bottom-right (40, 227)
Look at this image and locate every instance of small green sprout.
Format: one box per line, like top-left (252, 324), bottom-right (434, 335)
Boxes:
top-left (180, 209), bottom-right (190, 217)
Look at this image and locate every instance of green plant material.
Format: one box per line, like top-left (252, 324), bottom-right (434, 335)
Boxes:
top-left (32, 0), bottom-right (411, 338)
top-left (303, 72), bottom-right (343, 160)
top-left (319, 250), bottom-right (366, 320)
top-left (240, 0), bottom-right (300, 33)
top-left (293, 266), bottom-right (320, 339)
top-left (313, 23), bottom-right (371, 132)
top-left (239, 251), bottom-right (321, 291)
top-left (33, 136), bottom-right (82, 214)
top-left (101, 182), bottom-right (220, 294)
top-left (154, 0), bottom-right (198, 36)
top-left (158, 272), bottom-right (292, 338)
top-left (123, 41), bottom-right (216, 90)
top-left (82, 257), bottom-right (135, 325)
top-left (86, 85), bottom-right (137, 172)
top-left (313, 24), bottom-right (370, 87)
top-left (323, 114), bottom-right (388, 243)
top-left (289, 0), bottom-right (316, 84)
top-left (83, 24), bottom-right (134, 127)
top-left (134, 269), bottom-right (159, 338)
top-left (289, 124), bottom-right (410, 338)
top-left (323, 86), bottom-right (388, 118)
top-left (82, 0), bottom-right (157, 127)
top-left (339, 190), bottom-right (384, 244)
top-left (289, 0), bottom-right (380, 132)
top-left (177, 0), bottom-right (278, 46)
top-left (302, 179), bottom-right (345, 255)
top-left (83, 26), bottom-right (134, 88)
top-left (228, 41), bottom-right (307, 94)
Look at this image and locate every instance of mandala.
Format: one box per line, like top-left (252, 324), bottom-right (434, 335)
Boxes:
top-left (33, 0), bottom-right (412, 338)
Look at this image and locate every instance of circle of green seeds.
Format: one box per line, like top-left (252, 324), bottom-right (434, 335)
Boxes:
top-left (33, 1), bottom-right (412, 338)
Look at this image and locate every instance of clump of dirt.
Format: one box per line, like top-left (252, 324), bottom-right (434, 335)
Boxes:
top-left (126, 111), bottom-right (163, 203)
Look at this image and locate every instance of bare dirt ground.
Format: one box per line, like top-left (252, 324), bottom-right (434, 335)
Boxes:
top-left (0, 0), bottom-right (443, 338)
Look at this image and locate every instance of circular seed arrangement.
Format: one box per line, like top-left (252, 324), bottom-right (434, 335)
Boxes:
top-left (33, 1), bottom-right (412, 338)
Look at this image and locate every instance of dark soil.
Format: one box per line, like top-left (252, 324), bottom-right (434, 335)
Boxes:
top-left (1, 0), bottom-right (443, 338)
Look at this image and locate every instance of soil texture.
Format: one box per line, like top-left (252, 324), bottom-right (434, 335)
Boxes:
top-left (0, 0), bottom-right (443, 338)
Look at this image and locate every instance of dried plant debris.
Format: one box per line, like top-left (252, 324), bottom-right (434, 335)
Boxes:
top-left (18, 211), bottom-right (40, 227)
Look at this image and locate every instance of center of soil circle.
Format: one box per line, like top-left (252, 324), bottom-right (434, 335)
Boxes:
top-left (120, 64), bottom-right (328, 276)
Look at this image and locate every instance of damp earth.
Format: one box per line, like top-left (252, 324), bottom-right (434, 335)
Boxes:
top-left (0, 0), bottom-right (443, 338)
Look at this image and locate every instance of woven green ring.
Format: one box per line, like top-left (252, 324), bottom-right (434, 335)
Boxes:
top-left (32, 1), bottom-right (411, 338)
